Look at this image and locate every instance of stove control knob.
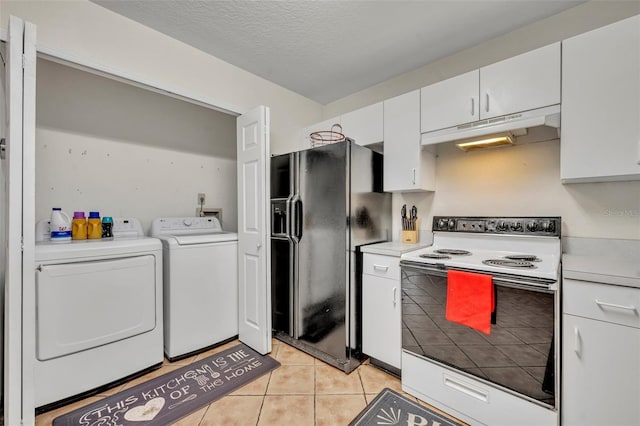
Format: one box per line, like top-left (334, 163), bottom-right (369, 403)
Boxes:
top-left (183, 219), bottom-right (193, 226)
top-left (511, 222), bottom-right (523, 231)
top-left (438, 219), bottom-right (446, 229)
top-left (527, 222), bottom-right (538, 232)
top-left (448, 220), bottom-right (455, 230)
top-left (547, 221), bottom-right (556, 233)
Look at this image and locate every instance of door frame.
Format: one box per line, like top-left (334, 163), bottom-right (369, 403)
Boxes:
top-left (2, 19), bottom-right (273, 423)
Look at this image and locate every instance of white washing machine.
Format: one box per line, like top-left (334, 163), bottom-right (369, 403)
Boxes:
top-left (150, 216), bottom-right (238, 360)
top-left (33, 218), bottom-right (163, 408)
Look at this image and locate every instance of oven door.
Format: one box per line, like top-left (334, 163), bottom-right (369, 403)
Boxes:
top-left (400, 261), bottom-right (557, 408)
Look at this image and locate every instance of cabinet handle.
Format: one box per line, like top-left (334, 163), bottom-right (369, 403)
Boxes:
top-left (595, 300), bottom-right (637, 312)
top-left (393, 287), bottom-right (397, 305)
top-left (470, 98), bottom-right (475, 116)
top-left (574, 327), bottom-right (582, 358)
top-left (373, 264), bottom-right (389, 272)
top-left (412, 168), bottom-right (416, 185)
top-left (485, 93), bottom-right (490, 112)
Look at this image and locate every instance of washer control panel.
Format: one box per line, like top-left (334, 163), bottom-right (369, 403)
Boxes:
top-left (150, 217), bottom-right (223, 236)
top-left (432, 216), bottom-right (561, 237)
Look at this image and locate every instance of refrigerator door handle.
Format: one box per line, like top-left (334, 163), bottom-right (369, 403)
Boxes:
top-left (291, 195), bottom-right (303, 242)
top-left (285, 195), bottom-right (293, 239)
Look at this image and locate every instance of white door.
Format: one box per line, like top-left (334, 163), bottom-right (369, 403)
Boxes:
top-left (237, 106), bottom-right (271, 355)
top-left (3, 15), bottom-right (37, 426)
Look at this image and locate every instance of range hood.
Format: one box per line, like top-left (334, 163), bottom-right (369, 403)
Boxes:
top-left (421, 104), bottom-right (560, 147)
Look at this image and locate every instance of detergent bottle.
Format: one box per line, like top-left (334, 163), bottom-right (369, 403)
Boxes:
top-left (87, 211), bottom-right (102, 239)
top-left (49, 208), bottom-right (72, 242)
top-left (72, 211), bottom-right (88, 240)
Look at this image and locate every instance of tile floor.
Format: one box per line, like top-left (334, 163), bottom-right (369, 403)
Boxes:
top-left (34, 338), bottom-right (465, 425)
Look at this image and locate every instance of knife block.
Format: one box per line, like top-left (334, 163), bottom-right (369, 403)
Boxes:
top-left (402, 219), bottom-right (419, 244)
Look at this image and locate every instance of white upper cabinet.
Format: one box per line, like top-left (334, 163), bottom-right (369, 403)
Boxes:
top-left (341, 102), bottom-right (383, 146)
top-left (421, 70), bottom-right (479, 133)
top-left (561, 15), bottom-right (640, 183)
top-left (384, 90), bottom-right (435, 192)
top-left (479, 42), bottom-right (560, 119)
top-left (420, 43), bottom-right (561, 134)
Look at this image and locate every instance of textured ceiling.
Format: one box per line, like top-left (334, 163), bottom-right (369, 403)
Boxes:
top-left (91, 1), bottom-right (584, 105)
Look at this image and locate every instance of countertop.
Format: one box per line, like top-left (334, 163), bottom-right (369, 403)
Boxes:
top-left (563, 254), bottom-right (640, 289)
top-left (361, 241), bottom-right (431, 257)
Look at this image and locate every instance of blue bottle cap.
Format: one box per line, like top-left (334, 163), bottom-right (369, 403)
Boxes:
top-left (89, 211), bottom-right (100, 218)
top-left (102, 217), bottom-right (113, 223)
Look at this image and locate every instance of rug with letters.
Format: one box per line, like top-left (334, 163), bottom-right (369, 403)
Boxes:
top-left (53, 343), bottom-right (280, 426)
top-left (349, 388), bottom-right (466, 426)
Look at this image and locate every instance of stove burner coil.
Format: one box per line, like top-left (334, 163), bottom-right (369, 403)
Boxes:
top-left (483, 259), bottom-right (537, 269)
top-left (434, 249), bottom-right (471, 255)
top-left (504, 254), bottom-right (541, 262)
top-left (419, 253), bottom-right (451, 259)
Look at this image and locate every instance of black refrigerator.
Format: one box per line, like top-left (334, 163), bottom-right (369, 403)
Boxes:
top-left (270, 140), bottom-right (391, 372)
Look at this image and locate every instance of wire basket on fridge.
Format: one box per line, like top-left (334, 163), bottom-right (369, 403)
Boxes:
top-left (309, 123), bottom-right (345, 148)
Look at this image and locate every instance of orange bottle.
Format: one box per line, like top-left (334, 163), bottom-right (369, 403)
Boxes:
top-left (72, 211), bottom-right (88, 240)
top-left (87, 211), bottom-right (102, 239)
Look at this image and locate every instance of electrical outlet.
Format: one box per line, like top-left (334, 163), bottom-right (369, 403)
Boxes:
top-left (197, 193), bottom-right (206, 204)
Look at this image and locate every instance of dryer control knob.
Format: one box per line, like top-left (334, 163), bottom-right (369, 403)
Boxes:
top-left (183, 219), bottom-right (193, 226)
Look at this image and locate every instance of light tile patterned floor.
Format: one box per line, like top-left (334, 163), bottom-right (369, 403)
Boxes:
top-left (34, 339), bottom-right (462, 425)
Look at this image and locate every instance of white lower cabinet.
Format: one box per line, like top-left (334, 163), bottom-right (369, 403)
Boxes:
top-left (562, 279), bottom-right (640, 425)
top-left (362, 253), bottom-right (401, 369)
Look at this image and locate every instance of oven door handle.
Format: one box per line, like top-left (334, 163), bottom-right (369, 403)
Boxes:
top-left (400, 261), bottom-right (556, 292)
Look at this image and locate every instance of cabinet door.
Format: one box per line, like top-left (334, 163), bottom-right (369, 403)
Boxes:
top-left (420, 70), bottom-right (479, 133)
top-left (341, 102), bottom-right (383, 146)
top-left (562, 314), bottom-right (640, 426)
top-left (480, 42), bottom-right (560, 119)
top-left (561, 15), bottom-right (640, 182)
top-left (384, 90), bottom-right (434, 192)
top-left (363, 273), bottom-right (401, 369)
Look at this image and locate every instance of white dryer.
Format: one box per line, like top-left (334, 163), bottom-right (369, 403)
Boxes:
top-left (150, 216), bottom-right (238, 360)
top-left (33, 218), bottom-right (163, 409)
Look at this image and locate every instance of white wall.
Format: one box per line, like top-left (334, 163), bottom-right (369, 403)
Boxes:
top-left (0, 0), bottom-right (324, 155)
top-left (392, 140), bottom-right (640, 240)
top-left (36, 59), bottom-right (238, 232)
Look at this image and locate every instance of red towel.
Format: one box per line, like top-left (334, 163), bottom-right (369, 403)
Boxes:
top-left (445, 270), bottom-right (494, 334)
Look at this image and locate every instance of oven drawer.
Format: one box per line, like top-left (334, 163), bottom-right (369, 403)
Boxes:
top-left (363, 253), bottom-right (400, 279)
top-left (564, 279), bottom-right (640, 329)
top-left (402, 351), bottom-right (557, 426)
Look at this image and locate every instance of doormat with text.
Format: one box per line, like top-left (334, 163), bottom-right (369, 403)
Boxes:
top-left (53, 343), bottom-right (280, 426)
top-left (349, 388), bottom-right (466, 426)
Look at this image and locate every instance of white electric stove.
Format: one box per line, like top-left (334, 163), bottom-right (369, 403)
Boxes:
top-left (400, 216), bottom-right (562, 426)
